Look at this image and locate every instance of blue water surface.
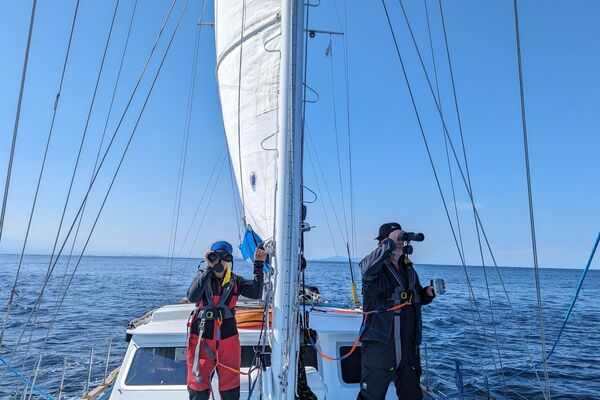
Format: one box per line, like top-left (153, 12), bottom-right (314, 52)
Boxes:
top-left (0, 254), bottom-right (598, 399)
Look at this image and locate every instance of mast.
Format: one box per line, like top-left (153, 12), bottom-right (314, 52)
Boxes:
top-left (271, 0), bottom-right (305, 398)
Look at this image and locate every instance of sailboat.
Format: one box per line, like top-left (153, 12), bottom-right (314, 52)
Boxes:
top-left (86, 0), bottom-right (389, 399)
top-left (3, 0), bottom-right (598, 399)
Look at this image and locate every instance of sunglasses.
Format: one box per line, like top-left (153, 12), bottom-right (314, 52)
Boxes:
top-left (207, 251), bottom-right (233, 263)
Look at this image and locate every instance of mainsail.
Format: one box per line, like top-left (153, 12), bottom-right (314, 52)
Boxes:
top-left (215, 0), bottom-right (282, 241)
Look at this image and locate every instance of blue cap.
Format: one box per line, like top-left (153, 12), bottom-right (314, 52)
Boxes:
top-left (210, 240), bottom-right (233, 255)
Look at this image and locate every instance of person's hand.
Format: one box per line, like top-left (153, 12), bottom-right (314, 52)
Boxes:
top-left (426, 285), bottom-right (435, 298)
top-left (388, 229), bottom-right (405, 248)
top-left (205, 251), bottom-right (216, 267)
top-left (254, 248), bottom-right (268, 262)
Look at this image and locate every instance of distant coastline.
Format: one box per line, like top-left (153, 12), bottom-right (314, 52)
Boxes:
top-left (0, 252), bottom-right (594, 271)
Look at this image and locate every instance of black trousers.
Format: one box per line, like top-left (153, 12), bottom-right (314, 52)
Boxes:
top-left (357, 340), bottom-right (422, 400)
top-left (189, 386), bottom-right (240, 400)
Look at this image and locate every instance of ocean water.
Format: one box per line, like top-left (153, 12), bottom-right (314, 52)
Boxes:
top-left (0, 254), bottom-right (598, 399)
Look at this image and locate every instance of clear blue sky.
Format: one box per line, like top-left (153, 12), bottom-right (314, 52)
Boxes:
top-left (0, 0), bottom-right (598, 269)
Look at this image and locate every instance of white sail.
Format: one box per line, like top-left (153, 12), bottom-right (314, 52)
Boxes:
top-left (215, 0), bottom-right (282, 240)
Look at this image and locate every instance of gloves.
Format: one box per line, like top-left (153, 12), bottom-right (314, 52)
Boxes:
top-left (253, 260), bottom-right (264, 275)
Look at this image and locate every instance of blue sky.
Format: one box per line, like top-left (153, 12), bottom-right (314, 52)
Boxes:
top-left (0, 0), bottom-right (598, 269)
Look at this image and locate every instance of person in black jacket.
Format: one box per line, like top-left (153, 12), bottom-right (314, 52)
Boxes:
top-left (357, 223), bottom-right (435, 400)
top-left (186, 240), bottom-right (265, 400)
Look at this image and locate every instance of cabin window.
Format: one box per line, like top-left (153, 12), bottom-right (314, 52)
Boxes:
top-left (125, 347), bottom-right (187, 386)
top-left (339, 345), bottom-right (362, 384)
top-left (125, 345), bottom-right (273, 386)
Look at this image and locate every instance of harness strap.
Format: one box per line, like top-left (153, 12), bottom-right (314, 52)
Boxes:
top-left (192, 316), bottom-right (207, 378)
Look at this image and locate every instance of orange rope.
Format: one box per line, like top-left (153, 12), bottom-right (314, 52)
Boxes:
top-left (309, 302), bottom-right (412, 362)
top-left (311, 302), bottom-right (411, 316)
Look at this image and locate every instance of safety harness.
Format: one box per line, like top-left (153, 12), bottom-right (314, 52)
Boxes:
top-left (383, 259), bottom-right (421, 368)
top-left (189, 278), bottom-right (237, 379)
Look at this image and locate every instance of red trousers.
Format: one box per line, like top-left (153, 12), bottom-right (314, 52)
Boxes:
top-left (187, 332), bottom-right (241, 393)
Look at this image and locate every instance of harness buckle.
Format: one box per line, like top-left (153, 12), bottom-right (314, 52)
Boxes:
top-left (391, 287), bottom-right (414, 305)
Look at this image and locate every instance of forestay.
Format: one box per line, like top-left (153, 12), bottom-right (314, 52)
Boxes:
top-left (215, 0), bottom-right (282, 240)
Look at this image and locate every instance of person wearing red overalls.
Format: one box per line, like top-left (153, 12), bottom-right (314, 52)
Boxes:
top-left (186, 240), bottom-right (265, 400)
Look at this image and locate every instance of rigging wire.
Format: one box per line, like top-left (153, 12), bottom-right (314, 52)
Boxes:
top-left (173, 147), bottom-right (226, 264)
top-left (397, 1), bottom-right (508, 393)
top-left (55, 0), bottom-right (139, 315)
top-left (1, 0), bottom-right (188, 376)
top-left (423, 0), bottom-right (464, 260)
top-left (305, 128), bottom-right (340, 260)
top-left (305, 128), bottom-right (347, 253)
top-left (0, 0), bottom-right (38, 250)
top-left (31, 0), bottom-right (192, 376)
top-left (432, 1), bottom-right (547, 393)
top-left (182, 154), bottom-right (228, 269)
top-left (512, 1), bottom-right (551, 397)
top-left (325, 36), bottom-right (352, 256)
top-left (422, 0), bottom-right (487, 385)
top-left (379, 0), bottom-right (505, 387)
top-left (332, 0), bottom-right (358, 263)
top-left (16, 0), bottom-right (122, 386)
top-left (439, 0), bottom-right (543, 393)
top-left (0, 0), bottom-right (81, 350)
top-left (166, 0), bottom-right (208, 285)
top-left (382, 1), bottom-right (547, 394)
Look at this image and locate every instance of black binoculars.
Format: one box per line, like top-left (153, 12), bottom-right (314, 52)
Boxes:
top-left (207, 251), bottom-right (233, 264)
top-left (401, 232), bottom-right (425, 242)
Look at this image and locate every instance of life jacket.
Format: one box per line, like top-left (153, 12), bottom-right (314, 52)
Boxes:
top-left (187, 275), bottom-right (239, 378)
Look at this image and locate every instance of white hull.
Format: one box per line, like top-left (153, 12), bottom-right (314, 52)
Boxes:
top-left (103, 301), bottom-right (406, 400)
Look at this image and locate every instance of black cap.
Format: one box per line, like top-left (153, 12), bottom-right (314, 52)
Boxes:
top-left (376, 222), bottom-right (402, 241)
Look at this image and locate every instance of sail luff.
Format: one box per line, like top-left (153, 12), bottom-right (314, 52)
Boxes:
top-left (271, 0), bottom-right (304, 397)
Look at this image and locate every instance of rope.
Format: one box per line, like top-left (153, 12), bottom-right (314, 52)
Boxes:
top-left (1, 0), bottom-right (187, 378)
top-left (512, 1), bottom-right (551, 398)
top-left (488, 232), bottom-right (599, 387)
top-left (384, 1), bottom-right (547, 395)
top-left (174, 147), bottom-right (226, 265)
top-left (422, 1), bottom-right (487, 387)
top-left (379, 0), bottom-right (505, 386)
top-left (332, 0), bottom-right (357, 264)
top-left (434, 1), bottom-right (547, 393)
top-left (326, 36), bottom-right (352, 253)
top-left (0, 0), bottom-right (37, 250)
top-left (166, 0), bottom-right (208, 285)
top-left (307, 302), bottom-right (411, 361)
top-left (182, 154), bottom-right (228, 269)
top-left (304, 129), bottom-right (340, 260)
top-left (27, 4), bottom-right (122, 372)
top-left (0, 0), bottom-right (81, 351)
top-left (398, 1), bottom-right (509, 394)
top-left (0, 355), bottom-right (55, 400)
top-left (56, 0), bottom-right (139, 316)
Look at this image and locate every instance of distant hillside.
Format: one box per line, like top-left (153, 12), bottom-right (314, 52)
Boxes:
top-left (311, 256), bottom-right (361, 263)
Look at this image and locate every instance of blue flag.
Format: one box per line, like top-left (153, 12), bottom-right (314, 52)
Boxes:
top-left (239, 227), bottom-right (271, 273)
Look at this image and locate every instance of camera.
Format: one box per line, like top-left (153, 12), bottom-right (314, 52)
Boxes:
top-left (401, 232), bottom-right (425, 242)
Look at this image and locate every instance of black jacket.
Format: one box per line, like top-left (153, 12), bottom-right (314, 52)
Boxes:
top-left (187, 261), bottom-right (264, 339)
top-left (360, 238), bottom-right (434, 346)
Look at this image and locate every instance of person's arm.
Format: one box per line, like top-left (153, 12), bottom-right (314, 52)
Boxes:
top-left (187, 267), bottom-right (212, 303)
top-left (415, 272), bottom-right (435, 305)
top-left (360, 238), bottom-right (396, 281)
top-left (237, 261), bottom-right (264, 299)
top-left (237, 248), bottom-right (266, 299)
